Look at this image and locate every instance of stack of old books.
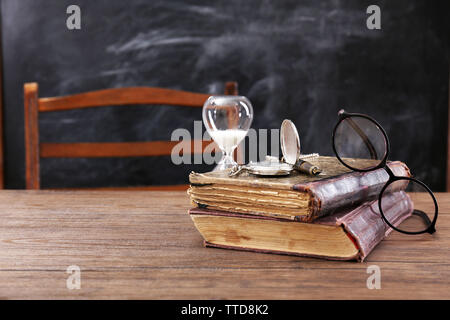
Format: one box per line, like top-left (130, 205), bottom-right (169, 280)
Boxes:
top-left (187, 156), bottom-right (412, 261)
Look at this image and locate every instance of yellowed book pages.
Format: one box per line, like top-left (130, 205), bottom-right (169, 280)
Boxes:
top-left (188, 156), bottom-right (411, 221)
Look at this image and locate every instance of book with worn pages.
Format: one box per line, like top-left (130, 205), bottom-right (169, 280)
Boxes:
top-left (188, 156), bottom-right (410, 222)
top-left (189, 191), bottom-right (413, 261)
top-left (187, 156), bottom-right (414, 261)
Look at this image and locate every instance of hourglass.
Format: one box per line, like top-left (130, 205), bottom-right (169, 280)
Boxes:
top-left (202, 95), bottom-right (253, 171)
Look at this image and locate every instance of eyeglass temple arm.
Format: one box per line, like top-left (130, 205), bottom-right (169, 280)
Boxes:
top-left (344, 118), bottom-right (378, 160)
top-left (411, 209), bottom-right (432, 226)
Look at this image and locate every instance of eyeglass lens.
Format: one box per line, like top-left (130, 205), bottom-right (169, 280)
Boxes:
top-left (334, 116), bottom-right (387, 170)
top-left (380, 179), bottom-right (435, 233)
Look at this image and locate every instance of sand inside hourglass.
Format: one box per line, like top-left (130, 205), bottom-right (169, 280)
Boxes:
top-left (209, 129), bottom-right (247, 154)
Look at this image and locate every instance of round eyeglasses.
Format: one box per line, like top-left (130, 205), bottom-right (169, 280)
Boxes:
top-left (332, 110), bottom-right (438, 235)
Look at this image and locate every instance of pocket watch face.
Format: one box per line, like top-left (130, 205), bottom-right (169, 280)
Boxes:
top-left (247, 161), bottom-right (293, 176)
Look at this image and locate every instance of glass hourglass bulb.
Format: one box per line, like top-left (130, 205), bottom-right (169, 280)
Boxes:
top-left (202, 95), bottom-right (253, 171)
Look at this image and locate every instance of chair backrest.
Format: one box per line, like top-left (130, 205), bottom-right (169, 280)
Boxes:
top-left (24, 82), bottom-right (238, 190)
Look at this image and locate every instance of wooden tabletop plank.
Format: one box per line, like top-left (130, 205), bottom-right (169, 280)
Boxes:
top-left (0, 190), bottom-right (448, 299)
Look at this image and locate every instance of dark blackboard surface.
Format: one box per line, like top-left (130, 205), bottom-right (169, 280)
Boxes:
top-left (1, 0), bottom-right (449, 190)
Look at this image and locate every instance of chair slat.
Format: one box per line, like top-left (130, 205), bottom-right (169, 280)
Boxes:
top-left (39, 87), bottom-right (211, 112)
top-left (40, 140), bottom-right (217, 158)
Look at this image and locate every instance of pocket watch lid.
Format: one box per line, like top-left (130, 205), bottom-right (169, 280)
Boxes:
top-left (280, 119), bottom-right (301, 165)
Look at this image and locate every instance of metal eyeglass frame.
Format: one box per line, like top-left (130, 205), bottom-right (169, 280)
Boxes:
top-left (331, 110), bottom-right (438, 235)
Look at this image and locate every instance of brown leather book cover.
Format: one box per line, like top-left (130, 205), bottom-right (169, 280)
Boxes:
top-left (189, 156), bottom-right (411, 222)
top-left (189, 191), bottom-right (413, 261)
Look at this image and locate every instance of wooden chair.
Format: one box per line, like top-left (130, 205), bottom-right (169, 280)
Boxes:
top-left (24, 82), bottom-right (239, 190)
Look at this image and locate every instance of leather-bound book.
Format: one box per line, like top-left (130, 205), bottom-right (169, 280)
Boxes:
top-left (189, 191), bottom-right (413, 261)
top-left (188, 156), bottom-right (410, 222)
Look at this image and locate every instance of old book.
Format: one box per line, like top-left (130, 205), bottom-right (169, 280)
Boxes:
top-left (188, 156), bottom-right (410, 222)
top-left (189, 191), bottom-right (413, 261)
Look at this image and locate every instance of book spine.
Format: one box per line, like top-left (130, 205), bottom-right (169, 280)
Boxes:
top-left (294, 161), bottom-right (411, 221)
top-left (336, 191), bottom-right (413, 261)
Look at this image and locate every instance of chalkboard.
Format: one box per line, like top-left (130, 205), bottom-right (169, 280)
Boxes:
top-left (1, 0), bottom-right (449, 190)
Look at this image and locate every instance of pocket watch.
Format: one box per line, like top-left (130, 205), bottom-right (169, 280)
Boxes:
top-left (229, 119), bottom-right (321, 177)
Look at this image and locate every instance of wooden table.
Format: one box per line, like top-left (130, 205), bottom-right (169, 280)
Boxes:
top-left (0, 190), bottom-right (448, 299)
